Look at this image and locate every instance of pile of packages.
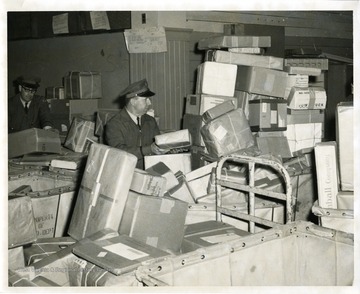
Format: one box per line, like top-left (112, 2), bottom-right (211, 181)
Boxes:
top-left (7, 34), bottom-right (354, 287)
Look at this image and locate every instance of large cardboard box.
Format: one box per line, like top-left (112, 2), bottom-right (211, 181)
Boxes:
top-left (236, 65), bottom-right (289, 98)
top-left (8, 246), bottom-right (25, 270)
top-left (72, 235), bottom-right (169, 276)
top-left (336, 102), bottom-right (353, 191)
top-left (185, 94), bottom-right (238, 116)
top-left (198, 35), bottom-right (271, 50)
top-left (200, 108), bottom-right (255, 158)
top-left (211, 50), bottom-right (283, 70)
top-left (64, 71), bottom-right (102, 99)
top-left (64, 117), bottom-right (98, 153)
top-left (196, 62), bottom-right (237, 97)
top-left (8, 128), bottom-right (61, 158)
top-left (144, 153), bottom-right (192, 174)
top-left (68, 143), bottom-right (137, 240)
top-left (248, 98), bottom-right (287, 132)
top-left (119, 192), bottom-right (188, 253)
top-left (256, 136), bottom-right (292, 159)
top-left (314, 142), bottom-right (339, 209)
top-left (49, 98), bottom-right (99, 121)
top-left (8, 196), bottom-right (37, 248)
top-left (287, 87), bottom-right (327, 109)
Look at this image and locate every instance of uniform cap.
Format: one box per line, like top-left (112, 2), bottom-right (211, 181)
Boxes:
top-left (17, 76), bottom-right (41, 89)
top-left (120, 79), bottom-right (155, 99)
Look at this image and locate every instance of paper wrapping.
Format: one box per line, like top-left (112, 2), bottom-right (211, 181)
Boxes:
top-left (287, 87), bottom-right (327, 109)
top-left (119, 191), bottom-right (188, 253)
top-left (285, 122), bottom-right (323, 154)
top-left (287, 109), bottom-right (325, 124)
top-left (198, 35), bottom-right (271, 50)
top-left (130, 168), bottom-right (167, 197)
top-left (236, 65), bottom-right (290, 98)
top-left (68, 143), bottom-right (137, 240)
top-left (144, 153), bottom-right (192, 174)
top-left (196, 62), bottom-right (237, 97)
top-left (284, 66), bottom-right (322, 76)
top-left (8, 196), bottom-right (37, 248)
top-left (155, 129), bottom-right (192, 149)
top-left (64, 71), bottom-right (102, 99)
top-left (200, 108), bottom-right (255, 158)
top-left (64, 117), bottom-right (98, 153)
top-left (212, 50), bottom-right (283, 70)
top-left (8, 246), bottom-right (25, 270)
top-left (145, 162), bottom-right (179, 191)
top-left (284, 58), bottom-right (329, 70)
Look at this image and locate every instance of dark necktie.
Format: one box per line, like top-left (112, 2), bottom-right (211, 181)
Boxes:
top-left (137, 116), bottom-right (142, 147)
top-left (24, 102), bottom-right (29, 114)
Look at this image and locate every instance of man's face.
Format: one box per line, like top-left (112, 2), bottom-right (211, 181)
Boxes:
top-left (132, 96), bottom-right (152, 116)
top-left (19, 85), bottom-right (37, 102)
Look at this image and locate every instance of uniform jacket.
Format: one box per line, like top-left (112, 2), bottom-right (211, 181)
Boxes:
top-left (105, 108), bottom-right (160, 169)
top-left (8, 93), bottom-right (54, 133)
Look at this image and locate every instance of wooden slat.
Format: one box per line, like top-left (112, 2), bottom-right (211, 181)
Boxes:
top-left (285, 27), bottom-right (352, 39)
top-left (186, 11), bottom-right (353, 32)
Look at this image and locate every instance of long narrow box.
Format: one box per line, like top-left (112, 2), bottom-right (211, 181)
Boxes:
top-left (248, 98), bottom-right (287, 132)
top-left (185, 94), bottom-right (238, 116)
top-left (46, 86), bottom-right (64, 99)
top-left (314, 142), bottom-right (339, 209)
top-left (8, 196), bottom-right (37, 248)
top-left (196, 62), bottom-right (237, 97)
top-left (284, 58), bottom-right (328, 70)
top-left (198, 35), bottom-right (271, 50)
top-left (8, 128), bottom-right (61, 158)
top-left (72, 235), bottom-right (169, 276)
top-left (200, 108), bottom-right (255, 158)
top-left (119, 191), bottom-right (188, 253)
top-left (211, 50), bottom-right (283, 70)
top-left (155, 129), bottom-right (192, 150)
top-left (202, 100), bottom-right (237, 124)
top-left (64, 71), bottom-right (102, 99)
top-left (236, 65), bottom-right (289, 98)
top-left (68, 143), bottom-right (137, 240)
top-left (336, 102), bottom-right (353, 191)
top-left (64, 117), bottom-right (98, 153)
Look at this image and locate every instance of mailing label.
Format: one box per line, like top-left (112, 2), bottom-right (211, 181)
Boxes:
top-left (160, 198), bottom-right (175, 214)
top-left (213, 125), bottom-right (228, 141)
top-left (201, 232), bottom-right (240, 244)
top-left (104, 243), bottom-right (149, 260)
top-left (97, 251), bottom-right (107, 258)
top-left (264, 74), bottom-right (275, 92)
top-left (270, 110), bottom-right (277, 124)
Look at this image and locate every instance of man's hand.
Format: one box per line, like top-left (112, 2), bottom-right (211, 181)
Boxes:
top-left (151, 143), bottom-right (170, 155)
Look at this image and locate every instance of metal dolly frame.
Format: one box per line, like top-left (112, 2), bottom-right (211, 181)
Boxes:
top-left (215, 154), bottom-right (294, 233)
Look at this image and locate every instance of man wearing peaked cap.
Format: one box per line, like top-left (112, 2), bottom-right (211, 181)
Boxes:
top-left (105, 79), bottom-right (169, 169)
top-left (8, 76), bottom-right (55, 133)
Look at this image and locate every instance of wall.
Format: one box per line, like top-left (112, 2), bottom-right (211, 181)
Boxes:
top-left (8, 32), bottom-right (130, 109)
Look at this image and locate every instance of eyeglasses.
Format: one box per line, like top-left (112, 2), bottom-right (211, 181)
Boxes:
top-left (22, 86), bottom-right (37, 94)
